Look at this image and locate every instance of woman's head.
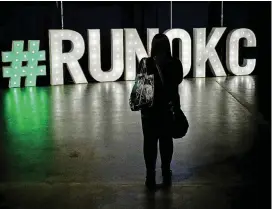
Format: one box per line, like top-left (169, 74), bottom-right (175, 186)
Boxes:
top-left (151, 33), bottom-right (171, 58)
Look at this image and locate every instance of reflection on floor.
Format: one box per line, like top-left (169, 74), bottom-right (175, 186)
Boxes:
top-left (0, 76), bottom-right (270, 209)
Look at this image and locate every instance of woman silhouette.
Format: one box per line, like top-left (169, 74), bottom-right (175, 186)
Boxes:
top-left (139, 34), bottom-right (183, 190)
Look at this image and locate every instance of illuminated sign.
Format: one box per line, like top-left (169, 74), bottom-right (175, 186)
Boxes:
top-left (2, 27), bottom-right (256, 87)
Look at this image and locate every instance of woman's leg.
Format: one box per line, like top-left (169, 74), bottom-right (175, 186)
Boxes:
top-left (142, 119), bottom-right (158, 172)
top-left (159, 110), bottom-right (174, 174)
top-left (159, 135), bottom-right (173, 172)
top-left (159, 135), bottom-right (173, 187)
top-left (141, 117), bottom-right (158, 189)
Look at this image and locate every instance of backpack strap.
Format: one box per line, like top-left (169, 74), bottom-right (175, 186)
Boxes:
top-left (153, 56), bottom-right (165, 87)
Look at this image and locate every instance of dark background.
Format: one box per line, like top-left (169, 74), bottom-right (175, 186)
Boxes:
top-left (0, 1), bottom-right (270, 122)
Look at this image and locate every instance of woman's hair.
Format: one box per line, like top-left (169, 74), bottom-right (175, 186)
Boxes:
top-left (150, 33), bottom-right (171, 58)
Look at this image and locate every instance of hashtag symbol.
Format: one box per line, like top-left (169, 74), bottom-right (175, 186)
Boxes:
top-left (2, 40), bottom-right (46, 88)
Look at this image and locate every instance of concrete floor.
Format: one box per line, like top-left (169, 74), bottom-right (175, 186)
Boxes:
top-left (0, 76), bottom-right (270, 209)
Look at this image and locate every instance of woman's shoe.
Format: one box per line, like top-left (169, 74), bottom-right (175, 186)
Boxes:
top-left (162, 169), bottom-right (172, 188)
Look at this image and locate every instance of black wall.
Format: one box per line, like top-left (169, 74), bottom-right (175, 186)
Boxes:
top-left (0, 2), bottom-right (59, 87)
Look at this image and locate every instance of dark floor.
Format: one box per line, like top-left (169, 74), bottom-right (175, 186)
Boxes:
top-left (0, 76), bottom-right (270, 209)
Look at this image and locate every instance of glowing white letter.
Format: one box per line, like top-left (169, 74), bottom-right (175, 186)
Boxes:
top-left (226, 28), bottom-right (256, 75)
top-left (88, 29), bottom-right (124, 82)
top-left (193, 27), bottom-right (227, 77)
top-left (124, 29), bottom-right (149, 80)
top-left (49, 30), bottom-right (87, 85)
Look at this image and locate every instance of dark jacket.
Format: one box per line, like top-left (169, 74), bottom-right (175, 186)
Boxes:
top-left (138, 56), bottom-right (183, 120)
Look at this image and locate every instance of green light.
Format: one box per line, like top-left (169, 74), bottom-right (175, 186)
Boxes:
top-left (3, 87), bottom-right (53, 181)
top-left (2, 40), bottom-right (46, 88)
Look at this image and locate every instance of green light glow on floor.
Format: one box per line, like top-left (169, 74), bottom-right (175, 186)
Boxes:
top-left (2, 87), bottom-right (53, 181)
top-left (4, 88), bottom-right (49, 134)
